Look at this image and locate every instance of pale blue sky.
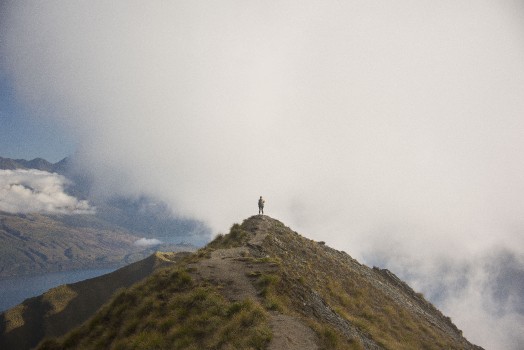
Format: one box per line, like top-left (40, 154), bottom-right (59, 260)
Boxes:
top-left (0, 75), bottom-right (75, 162)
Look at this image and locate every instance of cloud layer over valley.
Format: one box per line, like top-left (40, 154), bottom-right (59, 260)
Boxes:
top-left (0, 169), bottom-right (94, 214)
top-left (2, 1), bottom-right (524, 348)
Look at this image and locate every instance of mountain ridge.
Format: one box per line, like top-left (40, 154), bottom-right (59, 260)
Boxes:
top-left (0, 251), bottom-right (188, 350)
top-left (0, 156), bottom-right (67, 173)
top-left (5, 215), bottom-right (483, 350)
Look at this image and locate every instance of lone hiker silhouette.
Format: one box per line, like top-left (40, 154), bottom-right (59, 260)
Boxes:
top-left (258, 196), bottom-right (265, 215)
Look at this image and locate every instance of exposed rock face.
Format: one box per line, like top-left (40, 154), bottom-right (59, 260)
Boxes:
top-left (1, 216), bottom-right (483, 349)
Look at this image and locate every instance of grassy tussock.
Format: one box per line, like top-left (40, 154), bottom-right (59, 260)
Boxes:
top-left (308, 320), bottom-right (364, 350)
top-left (325, 278), bottom-right (452, 350)
top-left (208, 224), bottom-right (250, 249)
top-left (191, 223), bottom-right (253, 261)
top-left (38, 269), bottom-right (271, 350)
top-left (41, 285), bottom-right (78, 315)
top-left (254, 273), bottom-right (285, 312)
top-left (2, 304), bottom-right (26, 332)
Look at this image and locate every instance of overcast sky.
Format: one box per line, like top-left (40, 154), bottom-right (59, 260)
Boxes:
top-left (1, 1), bottom-right (524, 348)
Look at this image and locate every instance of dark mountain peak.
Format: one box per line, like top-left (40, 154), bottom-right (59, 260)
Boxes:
top-left (0, 157), bottom-right (20, 170)
top-left (51, 157), bottom-right (71, 174)
top-left (0, 156), bottom-right (68, 173)
top-left (24, 158), bottom-right (54, 172)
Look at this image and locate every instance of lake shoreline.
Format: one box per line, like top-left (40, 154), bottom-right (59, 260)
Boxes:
top-left (0, 267), bottom-right (117, 312)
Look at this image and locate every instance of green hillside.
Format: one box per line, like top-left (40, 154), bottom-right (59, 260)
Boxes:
top-left (0, 252), bottom-right (189, 350)
top-left (20, 216), bottom-right (482, 350)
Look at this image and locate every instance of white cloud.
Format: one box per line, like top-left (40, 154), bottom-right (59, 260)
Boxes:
top-left (2, 1), bottom-right (524, 348)
top-left (438, 251), bottom-right (524, 350)
top-left (133, 238), bottom-right (162, 247)
top-left (0, 169), bottom-right (94, 214)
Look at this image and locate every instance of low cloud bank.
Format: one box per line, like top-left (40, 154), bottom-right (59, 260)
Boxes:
top-left (133, 238), bottom-right (162, 247)
top-left (439, 252), bottom-right (524, 350)
top-left (0, 169), bottom-right (94, 214)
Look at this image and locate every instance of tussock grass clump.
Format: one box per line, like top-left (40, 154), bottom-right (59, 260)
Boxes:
top-left (38, 268), bottom-right (271, 350)
top-left (254, 273), bottom-right (285, 312)
top-left (308, 320), bottom-right (364, 350)
top-left (208, 223), bottom-right (251, 249)
top-left (191, 223), bottom-right (252, 261)
top-left (325, 279), bottom-right (453, 350)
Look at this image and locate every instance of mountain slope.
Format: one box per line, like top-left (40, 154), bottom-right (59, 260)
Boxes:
top-left (0, 211), bottom-right (196, 278)
top-left (0, 156), bottom-right (207, 277)
top-left (31, 216), bottom-right (481, 350)
top-left (0, 212), bottom-right (143, 277)
top-left (0, 252), bottom-right (189, 350)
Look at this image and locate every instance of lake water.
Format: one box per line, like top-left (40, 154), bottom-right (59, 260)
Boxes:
top-left (0, 268), bottom-right (116, 312)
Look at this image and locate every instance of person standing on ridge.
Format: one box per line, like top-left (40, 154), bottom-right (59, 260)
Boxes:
top-left (258, 196), bottom-right (265, 215)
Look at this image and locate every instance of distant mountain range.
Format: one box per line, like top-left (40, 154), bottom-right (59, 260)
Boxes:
top-left (0, 216), bottom-right (484, 349)
top-left (0, 157), bottom-right (68, 173)
top-left (0, 211), bottom-right (194, 278)
top-left (0, 156), bottom-right (209, 278)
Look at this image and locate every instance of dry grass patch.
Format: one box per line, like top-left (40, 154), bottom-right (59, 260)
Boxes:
top-left (38, 268), bottom-right (271, 350)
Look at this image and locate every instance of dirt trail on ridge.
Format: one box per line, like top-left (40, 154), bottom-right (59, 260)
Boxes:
top-left (189, 216), bottom-right (319, 350)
